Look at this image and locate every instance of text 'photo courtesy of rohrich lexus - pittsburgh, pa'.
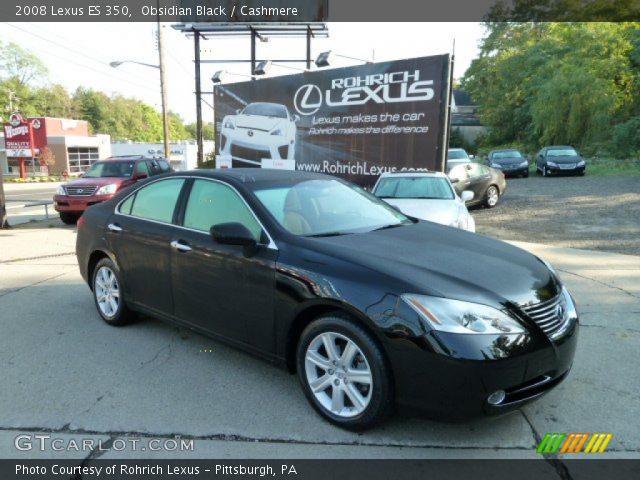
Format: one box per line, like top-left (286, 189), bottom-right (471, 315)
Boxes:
top-left (76, 169), bottom-right (579, 430)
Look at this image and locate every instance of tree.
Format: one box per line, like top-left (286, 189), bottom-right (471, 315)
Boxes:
top-left (38, 145), bottom-right (56, 175)
top-left (0, 41), bottom-right (48, 87)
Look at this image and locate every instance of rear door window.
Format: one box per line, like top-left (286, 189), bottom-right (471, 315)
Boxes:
top-left (123, 178), bottom-right (185, 223)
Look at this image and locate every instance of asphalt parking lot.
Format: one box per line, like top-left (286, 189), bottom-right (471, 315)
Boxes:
top-left (1, 222), bottom-right (638, 464)
top-left (473, 175), bottom-right (640, 256)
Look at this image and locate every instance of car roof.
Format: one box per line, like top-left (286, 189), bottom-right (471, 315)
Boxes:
top-left (448, 148), bottom-right (466, 152)
top-left (179, 168), bottom-right (335, 187)
top-left (545, 145), bottom-right (576, 149)
top-left (378, 171), bottom-right (446, 179)
top-left (490, 148), bottom-right (522, 153)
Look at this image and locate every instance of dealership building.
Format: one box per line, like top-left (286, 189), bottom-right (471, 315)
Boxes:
top-left (110, 140), bottom-right (215, 171)
top-left (1, 115), bottom-right (111, 177)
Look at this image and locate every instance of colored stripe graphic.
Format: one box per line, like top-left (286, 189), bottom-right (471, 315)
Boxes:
top-left (538, 432), bottom-right (613, 454)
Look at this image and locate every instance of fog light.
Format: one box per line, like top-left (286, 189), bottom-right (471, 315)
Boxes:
top-left (487, 390), bottom-right (506, 405)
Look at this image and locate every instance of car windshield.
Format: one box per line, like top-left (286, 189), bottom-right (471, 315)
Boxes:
top-left (493, 150), bottom-right (522, 159)
top-left (83, 161), bottom-right (135, 178)
top-left (448, 149), bottom-right (469, 160)
top-left (547, 148), bottom-right (578, 157)
top-left (242, 103), bottom-right (288, 119)
top-left (374, 176), bottom-right (454, 200)
top-left (252, 179), bottom-right (412, 237)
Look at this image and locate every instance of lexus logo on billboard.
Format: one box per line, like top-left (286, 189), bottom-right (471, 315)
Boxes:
top-left (294, 84), bottom-right (322, 116)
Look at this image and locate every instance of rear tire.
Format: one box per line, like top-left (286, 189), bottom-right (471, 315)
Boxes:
top-left (296, 315), bottom-right (393, 431)
top-left (92, 257), bottom-right (135, 326)
top-left (484, 185), bottom-right (500, 208)
top-left (59, 212), bottom-right (79, 225)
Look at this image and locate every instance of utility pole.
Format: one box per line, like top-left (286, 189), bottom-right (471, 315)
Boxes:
top-left (157, 21), bottom-right (171, 159)
top-left (0, 156), bottom-right (7, 228)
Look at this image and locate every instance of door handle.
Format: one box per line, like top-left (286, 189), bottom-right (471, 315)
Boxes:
top-left (170, 240), bottom-right (192, 252)
top-left (107, 223), bottom-right (123, 232)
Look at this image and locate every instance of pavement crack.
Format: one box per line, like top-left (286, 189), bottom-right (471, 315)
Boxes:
top-left (0, 271), bottom-right (69, 299)
top-left (140, 344), bottom-right (173, 368)
top-left (520, 409), bottom-right (573, 480)
top-left (557, 268), bottom-right (639, 299)
top-left (71, 435), bottom-right (115, 480)
top-left (0, 252), bottom-right (75, 264)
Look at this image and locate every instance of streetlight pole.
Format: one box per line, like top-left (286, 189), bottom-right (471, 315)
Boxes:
top-left (110, 34), bottom-right (171, 160)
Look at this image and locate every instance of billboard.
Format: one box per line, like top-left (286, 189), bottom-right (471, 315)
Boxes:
top-left (214, 54), bottom-right (452, 186)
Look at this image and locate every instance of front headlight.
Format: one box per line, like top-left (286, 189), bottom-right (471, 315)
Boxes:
top-left (56, 185), bottom-right (65, 195)
top-left (547, 161), bottom-right (558, 167)
top-left (271, 128), bottom-right (284, 136)
top-left (519, 161), bottom-right (528, 167)
top-left (560, 286), bottom-right (578, 321)
top-left (491, 162), bottom-right (502, 168)
top-left (95, 184), bottom-right (118, 196)
top-left (224, 119), bottom-right (235, 130)
top-left (577, 160), bottom-right (585, 166)
top-left (402, 294), bottom-right (526, 334)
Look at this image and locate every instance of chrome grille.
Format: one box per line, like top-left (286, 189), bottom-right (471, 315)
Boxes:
top-left (520, 294), bottom-right (565, 336)
top-left (65, 185), bottom-right (98, 196)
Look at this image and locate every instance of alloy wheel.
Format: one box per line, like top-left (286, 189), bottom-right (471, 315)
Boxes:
top-left (94, 266), bottom-right (120, 318)
top-left (304, 332), bottom-right (373, 418)
top-left (486, 186), bottom-right (499, 207)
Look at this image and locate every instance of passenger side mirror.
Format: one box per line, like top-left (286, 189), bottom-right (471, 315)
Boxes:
top-left (136, 172), bottom-right (148, 180)
top-left (461, 190), bottom-right (474, 202)
top-left (210, 222), bottom-right (257, 248)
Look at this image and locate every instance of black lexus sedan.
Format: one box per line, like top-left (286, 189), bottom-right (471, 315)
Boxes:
top-left (487, 149), bottom-right (530, 177)
top-left (76, 169), bottom-right (579, 430)
top-left (536, 146), bottom-right (587, 176)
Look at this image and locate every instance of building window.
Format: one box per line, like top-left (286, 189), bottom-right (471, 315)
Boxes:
top-left (67, 147), bottom-right (100, 173)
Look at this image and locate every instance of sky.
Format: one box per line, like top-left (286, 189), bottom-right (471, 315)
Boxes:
top-left (0, 22), bottom-right (485, 123)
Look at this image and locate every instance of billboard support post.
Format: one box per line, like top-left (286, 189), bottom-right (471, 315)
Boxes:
top-left (194, 30), bottom-right (204, 167)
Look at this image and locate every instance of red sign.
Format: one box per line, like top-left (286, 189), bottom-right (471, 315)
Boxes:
top-left (3, 112), bottom-right (37, 158)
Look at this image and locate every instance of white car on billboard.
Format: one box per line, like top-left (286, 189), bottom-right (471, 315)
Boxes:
top-left (372, 172), bottom-right (476, 232)
top-left (220, 102), bottom-right (299, 166)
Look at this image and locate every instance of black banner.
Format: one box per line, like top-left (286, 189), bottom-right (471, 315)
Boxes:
top-left (1, 0), bottom-right (637, 22)
top-left (3, 459), bottom-right (640, 480)
top-left (214, 55), bottom-right (451, 186)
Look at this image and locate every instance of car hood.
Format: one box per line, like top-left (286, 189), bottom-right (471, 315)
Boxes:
top-left (306, 221), bottom-right (559, 307)
top-left (547, 155), bottom-right (581, 164)
top-left (381, 198), bottom-right (462, 226)
top-left (234, 115), bottom-right (286, 132)
top-left (64, 177), bottom-right (129, 187)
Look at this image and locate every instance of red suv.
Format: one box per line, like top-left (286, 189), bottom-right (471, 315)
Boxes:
top-left (54, 157), bottom-right (172, 224)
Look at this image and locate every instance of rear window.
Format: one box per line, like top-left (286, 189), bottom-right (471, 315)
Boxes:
top-left (374, 177), bottom-right (454, 200)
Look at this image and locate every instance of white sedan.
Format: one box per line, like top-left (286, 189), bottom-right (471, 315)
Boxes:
top-left (371, 172), bottom-right (476, 232)
top-left (220, 102), bottom-right (298, 166)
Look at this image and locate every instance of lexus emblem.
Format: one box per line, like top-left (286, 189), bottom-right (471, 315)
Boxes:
top-left (77, 189), bottom-right (83, 193)
top-left (247, 130), bottom-right (254, 137)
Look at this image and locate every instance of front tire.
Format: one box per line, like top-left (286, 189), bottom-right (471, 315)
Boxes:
top-left (59, 212), bottom-right (79, 225)
top-left (485, 185), bottom-right (500, 208)
top-left (92, 258), bottom-right (135, 326)
top-left (296, 315), bottom-right (393, 430)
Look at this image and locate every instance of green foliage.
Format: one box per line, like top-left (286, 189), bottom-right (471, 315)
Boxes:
top-left (464, 22), bottom-right (640, 156)
top-left (0, 42), bottom-right (197, 144)
top-left (185, 122), bottom-right (216, 141)
top-left (612, 117), bottom-right (640, 158)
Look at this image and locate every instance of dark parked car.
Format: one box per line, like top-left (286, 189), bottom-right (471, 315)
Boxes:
top-left (76, 169), bottom-right (578, 430)
top-left (536, 146), bottom-right (586, 177)
top-left (54, 157), bottom-right (172, 224)
top-left (447, 162), bottom-right (507, 208)
top-left (487, 149), bottom-right (529, 177)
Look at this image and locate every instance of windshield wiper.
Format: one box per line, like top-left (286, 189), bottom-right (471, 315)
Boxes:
top-left (305, 231), bottom-right (352, 238)
top-left (371, 223), bottom-right (404, 232)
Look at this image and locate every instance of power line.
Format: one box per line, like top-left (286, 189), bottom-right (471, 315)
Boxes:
top-left (5, 23), bottom-right (156, 93)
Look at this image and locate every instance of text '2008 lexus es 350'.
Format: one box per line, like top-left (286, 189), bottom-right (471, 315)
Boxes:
top-left (76, 169), bottom-right (578, 430)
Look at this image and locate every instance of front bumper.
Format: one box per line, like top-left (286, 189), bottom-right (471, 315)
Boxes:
top-left (497, 166), bottom-right (529, 177)
top-left (220, 129), bottom-right (294, 166)
top-left (387, 318), bottom-right (579, 420)
top-left (546, 164), bottom-right (586, 175)
top-left (54, 194), bottom-right (114, 213)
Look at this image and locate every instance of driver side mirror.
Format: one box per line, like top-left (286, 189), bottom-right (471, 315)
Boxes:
top-left (211, 222), bottom-right (258, 248)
